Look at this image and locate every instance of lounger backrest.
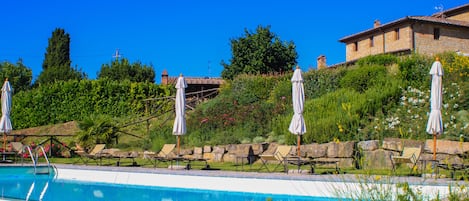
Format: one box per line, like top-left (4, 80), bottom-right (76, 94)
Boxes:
top-left (402, 146), bottom-right (422, 164)
top-left (89, 144), bottom-right (106, 155)
top-left (274, 145), bottom-right (292, 161)
top-left (10, 142), bottom-right (24, 153)
top-left (158, 144), bottom-right (176, 157)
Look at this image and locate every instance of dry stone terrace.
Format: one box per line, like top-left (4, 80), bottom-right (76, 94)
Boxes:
top-left (172, 138), bottom-right (469, 170)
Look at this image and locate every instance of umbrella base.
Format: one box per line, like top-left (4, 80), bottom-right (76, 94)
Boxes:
top-left (168, 164), bottom-right (188, 170)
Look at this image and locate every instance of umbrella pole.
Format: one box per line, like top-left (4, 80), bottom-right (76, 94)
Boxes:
top-left (433, 133), bottom-right (437, 160)
top-left (3, 133), bottom-right (5, 152)
top-left (297, 135), bottom-right (301, 157)
top-left (177, 135), bottom-right (180, 156)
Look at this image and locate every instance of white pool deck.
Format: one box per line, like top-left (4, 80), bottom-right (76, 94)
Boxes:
top-left (51, 164), bottom-right (465, 199)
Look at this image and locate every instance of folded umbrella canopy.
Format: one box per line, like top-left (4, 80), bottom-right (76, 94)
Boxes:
top-left (288, 67), bottom-right (306, 157)
top-left (173, 75), bottom-right (187, 156)
top-left (426, 58), bottom-right (444, 160)
top-left (0, 79), bottom-right (12, 153)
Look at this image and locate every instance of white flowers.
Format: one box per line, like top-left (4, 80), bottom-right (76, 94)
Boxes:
top-left (386, 116), bottom-right (400, 129)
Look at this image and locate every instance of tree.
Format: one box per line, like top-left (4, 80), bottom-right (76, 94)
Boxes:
top-left (0, 59), bottom-right (33, 92)
top-left (76, 114), bottom-right (120, 148)
top-left (98, 58), bottom-right (155, 83)
top-left (36, 28), bottom-right (85, 85)
top-left (221, 25), bottom-right (298, 80)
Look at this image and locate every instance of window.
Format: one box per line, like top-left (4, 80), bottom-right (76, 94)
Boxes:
top-left (434, 28), bottom-right (440, 40)
top-left (354, 42), bottom-right (358, 51)
top-left (369, 36), bottom-right (374, 47)
top-left (394, 28), bottom-right (400, 40)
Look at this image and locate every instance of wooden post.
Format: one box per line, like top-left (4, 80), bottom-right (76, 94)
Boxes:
top-left (433, 133), bottom-right (437, 160)
top-left (297, 135), bottom-right (301, 157)
top-left (177, 136), bottom-right (180, 156)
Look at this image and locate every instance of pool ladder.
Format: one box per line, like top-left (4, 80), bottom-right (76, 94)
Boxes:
top-left (24, 145), bottom-right (51, 175)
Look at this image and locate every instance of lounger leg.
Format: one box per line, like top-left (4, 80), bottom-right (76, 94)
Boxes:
top-left (258, 159), bottom-right (270, 172)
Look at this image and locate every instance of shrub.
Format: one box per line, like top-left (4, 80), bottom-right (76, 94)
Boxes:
top-left (398, 54), bottom-right (431, 88)
top-left (339, 65), bottom-right (387, 93)
top-left (303, 67), bottom-right (346, 99)
top-left (356, 54), bottom-right (399, 67)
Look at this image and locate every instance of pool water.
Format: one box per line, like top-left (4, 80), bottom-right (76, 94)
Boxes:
top-left (0, 166), bottom-right (341, 201)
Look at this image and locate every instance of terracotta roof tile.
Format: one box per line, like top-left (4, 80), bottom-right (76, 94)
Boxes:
top-left (340, 16), bottom-right (469, 42)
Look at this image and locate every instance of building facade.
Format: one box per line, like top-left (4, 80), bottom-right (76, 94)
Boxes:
top-left (339, 3), bottom-right (469, 62)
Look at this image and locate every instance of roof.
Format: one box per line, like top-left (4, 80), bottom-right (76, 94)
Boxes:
top-left (166, 77), bottom-right (225, 85)
top-left (432, 3), bottom-right (469, 18)
top-left (340, 3), bottom-right (469, 43)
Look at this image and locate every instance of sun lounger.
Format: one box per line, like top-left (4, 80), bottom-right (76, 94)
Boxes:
top-left (390, 146), bottom-right (422, 174)
top-left (112, 150), bottom-right (139, 167)
top-left (147, 144), bottom-right (176, 167)
top-left (75, 144), bottom-right (107, 165)
top-left (182, 147), bottom-right (210, 169)
top-left (258, 145), bottom-right (292, 172)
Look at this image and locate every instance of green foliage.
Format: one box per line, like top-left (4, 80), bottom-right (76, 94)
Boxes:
top-left (98, 58), bottom-right (155, 83)
top-left (221, 25), bottom-right (297, 80)
top-left (186, 75), bottom-right (280, 146)
top-left (230, 74), bottom-right (279, 104)
top-left (11, 79), bottom-right (170, 129)
top-left (340, 65), bottom-right (387, 93)
top-left (36, 28), bottom-right (86, 85)
top-left (0, 59), bottom-right (33, 92)
top-left (398, 54), bottom-right (431, 88)
top-left (356, 54), bottom-right (399, 67)
top-left (303, 67), bottom-right (347, 99)
top-left (76, 114), bottom-right (119, 148)
top-left (439, 51), bottom-right (469, 83)
top-left (42, 28), bottom-right (71, 70)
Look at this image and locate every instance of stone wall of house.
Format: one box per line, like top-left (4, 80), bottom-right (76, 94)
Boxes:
top-left (414, 23), bottom-right (469, 56)
top-left (178, 138), bottom-right (469, 170)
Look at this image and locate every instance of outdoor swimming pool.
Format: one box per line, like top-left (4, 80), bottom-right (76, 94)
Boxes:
top-left (0, 166), bottom-right (341, 201)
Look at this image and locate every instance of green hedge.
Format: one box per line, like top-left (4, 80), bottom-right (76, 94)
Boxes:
top-left (11, 79), bottom-right (170, 129)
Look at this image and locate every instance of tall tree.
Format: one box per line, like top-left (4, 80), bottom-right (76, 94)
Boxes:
top-left (36, 28), bottom-right (85, 85)
top-left (221, 25), bottom-right (298, 80)
top-left (98, 58), bottom-right (155, 83)
top-left (0, 59), bottom-right (33, 92)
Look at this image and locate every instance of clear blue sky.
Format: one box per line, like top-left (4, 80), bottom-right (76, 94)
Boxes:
top-left (0, 0), bottom-right (466, 83)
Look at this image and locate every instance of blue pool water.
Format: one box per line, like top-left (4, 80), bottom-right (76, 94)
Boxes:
top-left (0, 166), bottom-right (341, 201)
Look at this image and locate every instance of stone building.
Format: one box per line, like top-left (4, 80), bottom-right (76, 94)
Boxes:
top-left (339, 3), bottom-right (469, 62)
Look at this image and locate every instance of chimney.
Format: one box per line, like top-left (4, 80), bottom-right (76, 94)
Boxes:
top-left (317, 55), bottom-right (327, 70)
top-left (161, 69), bottom-right (169, 85)
top-left (374, 20), bottom-right (381, 28)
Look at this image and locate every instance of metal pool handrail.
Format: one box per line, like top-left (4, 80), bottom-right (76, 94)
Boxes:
top-left (23, 145), bottom-right (51, 175)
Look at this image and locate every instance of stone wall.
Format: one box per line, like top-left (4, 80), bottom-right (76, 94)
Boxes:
top-left (176, 138), bottom-right (468, 170)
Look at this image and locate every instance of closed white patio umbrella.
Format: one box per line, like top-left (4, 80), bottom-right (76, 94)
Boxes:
top-left (173, 74), bottom-right (187, 156)
top-left (0, 79), bottom-right (13, 154)
top-left (426, 58), bottom-right (444, 160)
top-left (288, 66), bottom-right (306, 157)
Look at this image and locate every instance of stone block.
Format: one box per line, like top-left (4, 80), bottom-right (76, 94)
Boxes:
top-left (193, 147), bottom-right (203, 154)
top-left (423, 139), bottom-right (469, 155)
top-left (203, 145), bottom-right (212, 153)
top-left (357, 140), bottom-right (379, 151)
top-left (179, 148), bottom-right (192, 155)
top-left (211, 146), bottom-right (226, 162)
top-left (212, 146), bottom-right (226, 154)
top-left (419, 153), bottom-right (463, 165)
top-left (302, 143), bottom-right (327, 158)
top-left (326, 141), bottom-right (355, 158)
top-left (203, 153), bottom-right (213, 161)
top-left (361, 149), bottom-right (396, 170)
top-left (382, 138), bottom-right (424, 152)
